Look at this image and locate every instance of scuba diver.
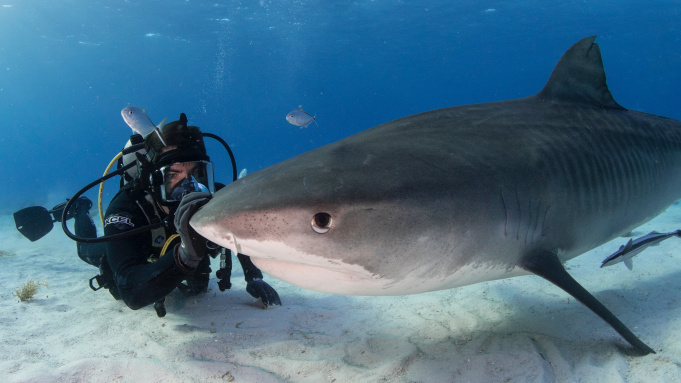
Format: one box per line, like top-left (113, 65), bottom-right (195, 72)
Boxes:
top-left (14, 109), bottom-right (281, 316)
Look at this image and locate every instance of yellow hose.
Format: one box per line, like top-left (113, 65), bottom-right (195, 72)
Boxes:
top-left (99, 153), bottom-right (123, 226)
top-left (161, 234), bottom-right (180, 256)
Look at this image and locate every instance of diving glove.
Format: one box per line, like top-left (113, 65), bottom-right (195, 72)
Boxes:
top-left (174, 192), bottom-right (212, 269)
top-left (246, 278), bottom-right (282, 307)
top-left (236, 253), bottom-right (282, 307)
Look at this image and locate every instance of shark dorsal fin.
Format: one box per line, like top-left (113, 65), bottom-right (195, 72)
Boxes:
top-left (537, 36), bottom-right (624, 110)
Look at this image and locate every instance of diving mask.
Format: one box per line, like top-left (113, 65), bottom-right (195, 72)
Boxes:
top-left (157, 160), bottom-right (215, 203)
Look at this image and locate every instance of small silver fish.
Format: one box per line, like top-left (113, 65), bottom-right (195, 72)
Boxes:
top-left (121, 105), bottom-right (168, 146)
top-left (286, 109), bottom-right (318, 128)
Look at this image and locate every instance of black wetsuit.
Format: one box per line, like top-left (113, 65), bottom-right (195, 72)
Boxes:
top-left (73, 182), bottom-right (271, 311)
top-left (75, 186), bottom-right (211, 310)
top-left (73, 207), bottom-right (106, 267)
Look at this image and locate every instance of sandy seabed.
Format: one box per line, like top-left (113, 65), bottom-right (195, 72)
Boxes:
top-left (1, 203), bottom-right (681, 383)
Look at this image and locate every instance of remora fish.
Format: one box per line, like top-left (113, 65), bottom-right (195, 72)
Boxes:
top-left (601, 230), bottom-right (681, 270)
top-left (191, 36), bottom-right (681, 354)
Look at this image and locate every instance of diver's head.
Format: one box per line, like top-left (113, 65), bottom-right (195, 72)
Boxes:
top-left (143, 113), bottom-right (214, 205)
top-left (144, 113), bottom-right (207, 164)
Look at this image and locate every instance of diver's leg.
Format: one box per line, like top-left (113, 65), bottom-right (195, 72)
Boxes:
top-left (73, 197), bottom-right (106, 267)
top-left (184, 256), bottom-right (212, 295)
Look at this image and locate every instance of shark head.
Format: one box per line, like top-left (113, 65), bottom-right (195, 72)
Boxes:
top-left (190, 124), bottom-right (522, 296)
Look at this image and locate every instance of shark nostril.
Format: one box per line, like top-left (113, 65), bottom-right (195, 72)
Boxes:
top-left (311, 212), bottom-right (332, 234)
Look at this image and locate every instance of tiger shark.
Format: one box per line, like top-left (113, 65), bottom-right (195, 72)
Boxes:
top-left (191, 36), bottom-right (681, 354)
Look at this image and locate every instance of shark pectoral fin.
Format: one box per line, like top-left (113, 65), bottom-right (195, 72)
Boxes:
top-left (521, 251), bottom-right (655, 355)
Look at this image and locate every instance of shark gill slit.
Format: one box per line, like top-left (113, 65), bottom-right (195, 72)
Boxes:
top-left (538, 205), bottom-right (551, 243)
top-left (524, 193), bottom-right (533, 245)
top-left (500, 190), bottom-right (508, 237)
top-left (500, 189), bottom-right (523, 241)
top-left (515, 189), bottom-right (522, 240)
top-left (499, 187), bottom-right (542, 244)
top-left (523, 194), bottom-right (530, 245)
top-left (530, 198), bottom-right (546, 245)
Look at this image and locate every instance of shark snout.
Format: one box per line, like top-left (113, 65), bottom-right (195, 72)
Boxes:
top-left (190, 214), bottom-right (241, 256)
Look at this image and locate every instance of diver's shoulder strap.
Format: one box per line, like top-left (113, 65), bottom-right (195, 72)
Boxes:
top-left (131, 191), bottom-right (168, 249)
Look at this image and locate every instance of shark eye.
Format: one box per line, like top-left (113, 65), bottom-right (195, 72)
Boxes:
top-left (311, 212), bottom-right (332, 234)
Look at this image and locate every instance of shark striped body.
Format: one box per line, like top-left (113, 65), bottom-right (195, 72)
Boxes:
top-left (191, 37), bottom-right (681, 354)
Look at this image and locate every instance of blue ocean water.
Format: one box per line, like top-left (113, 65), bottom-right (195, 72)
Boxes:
top-left (0, 0), bottom-right (679, 212)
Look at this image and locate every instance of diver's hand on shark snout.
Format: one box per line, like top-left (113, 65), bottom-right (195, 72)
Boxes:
top-left (174, 192), bottom-right (213, 269)
top-left (246, 279), bottom-right (282, 307)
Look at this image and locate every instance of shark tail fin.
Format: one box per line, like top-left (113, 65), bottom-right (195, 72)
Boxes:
top-left (537, 36), bottom-right (625, 110)
top-left (521, 250), bottom-right (654, 355)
